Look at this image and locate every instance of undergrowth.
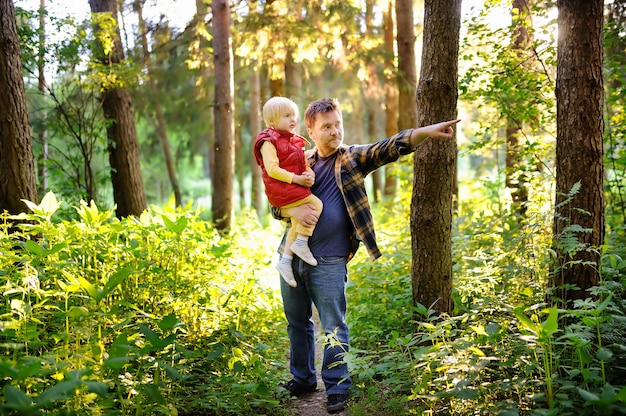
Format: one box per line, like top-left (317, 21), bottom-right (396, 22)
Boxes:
top-left (2, 187), bottom-right (626, 415)
top-left (345, 182), bottom-right (626, 415)
top-left (0, 192), bottom-right (291, 415)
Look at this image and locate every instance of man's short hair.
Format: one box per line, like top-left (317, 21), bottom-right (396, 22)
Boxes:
top-left (304, 98), bottom-right (341, 129)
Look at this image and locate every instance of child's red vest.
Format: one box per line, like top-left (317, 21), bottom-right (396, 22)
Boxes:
top-left (253, 128), bottom-right (311, 207)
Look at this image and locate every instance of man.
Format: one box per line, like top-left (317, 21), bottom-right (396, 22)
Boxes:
top-left (273, 98), bottom-right (459, 413)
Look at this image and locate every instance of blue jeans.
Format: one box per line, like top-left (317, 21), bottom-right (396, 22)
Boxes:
top-left (280, 256), bottom-right (352, 395)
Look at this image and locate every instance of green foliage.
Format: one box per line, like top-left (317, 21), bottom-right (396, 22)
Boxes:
top-left (344, 183), bottom-right (626, 415)
top-left (0, 193), bottom-right (290, 415)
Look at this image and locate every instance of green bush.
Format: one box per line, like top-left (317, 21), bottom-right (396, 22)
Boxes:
top-left (0, 193), bottom-right (290, 415)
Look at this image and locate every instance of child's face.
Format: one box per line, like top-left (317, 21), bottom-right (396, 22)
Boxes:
top-left (273, 110), bottom-right (298, 134)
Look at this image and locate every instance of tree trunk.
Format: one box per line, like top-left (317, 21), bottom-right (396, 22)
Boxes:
top-left (411, 0), bottom-right (461, 317)
top-left (135, 0), bottom-right (182, 207)
top-left (383, 0), bottom-right (399, 196)
top-left (550, 0), bottom-right (604, 303)
top-left (89, 0), bottom-right (147, 218)
top-left (250, 66), bottom-right (265, 216)
top-left (37, 0), bottom-right (49, 198)
top-left (364, 0), bottom-right (383, 201)
top-left (396, 0), bottom-right (417, 131)
top-left (212, 0), bottom-right (234, 232)
top-left (505, 0), bottom-right (532, 216)
top-left (0, 0), bottom-right (39, 215)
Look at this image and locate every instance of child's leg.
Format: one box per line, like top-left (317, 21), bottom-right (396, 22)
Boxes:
top-left (276, 227), bottom-right (297, 287)
top-left (291, 196), bottom-right (323, 266)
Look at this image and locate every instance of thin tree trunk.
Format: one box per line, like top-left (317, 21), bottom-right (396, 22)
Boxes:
top-left (0, 0), bottom-right (38, 215)
top-left (212, 0), bottom-right (234, 232)
top-left (250, 66), bottom-right (264, 215)
top-left (135, 0), bottom-right (182, 207)
top-left (384, 0), bottom-right (399, 196)
top-left (550, 0), bottom-right (604, 304)
top-left (411, 0), bottom-right (461, 317)
top-left (506, 0), bottom-right (532, 216)
top-left (37, 0), bottom-right (49, 197)
top-left (396, 0), bottom-right (418, 131)
top-left (364, 0), bottom-right (383, 201)
top-left (89, 0), bottom-right (147, 218)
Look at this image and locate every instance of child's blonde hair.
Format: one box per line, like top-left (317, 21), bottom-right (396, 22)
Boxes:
top-left (263, 97), bottom-right (299, 128)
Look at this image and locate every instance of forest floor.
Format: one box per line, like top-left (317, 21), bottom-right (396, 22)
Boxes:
top-left (290, 310), bottom-right (349, 416)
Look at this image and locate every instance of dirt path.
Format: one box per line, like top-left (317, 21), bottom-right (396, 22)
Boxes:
top-left (292, 310), bottom-right (348, 416)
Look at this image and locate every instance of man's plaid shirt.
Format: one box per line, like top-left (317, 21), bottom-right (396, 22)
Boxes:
top-left (273, 128), bottom-right (417, 262)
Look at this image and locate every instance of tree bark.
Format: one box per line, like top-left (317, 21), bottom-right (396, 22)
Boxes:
top-left (0, 0), bottom-right (38, 215)
top-left (550, 0), bottom-right (604, 303)
top-left (89, 0), bottom-right (147, 218)
top-left (135, 0), bottom-right (182, 207)
top-left (37, 0), bottom-right (49, 198)
top-left (383, 0), bottom-right (399, 196)
top-left (212, 0), bottom-right (234, 232)
top-left (411, 0), bottom-right (461, 317)
top-left (505, 0), bottom-right (533, 217)
top-left (396, 0), bottom-right (418, 131)
top-left (250, 66), bottom-right (264, 215)
top-left (364, 0), bottom-right (383, 201)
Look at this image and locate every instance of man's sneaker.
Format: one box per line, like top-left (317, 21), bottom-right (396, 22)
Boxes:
top-left (276, 262), bottom-right (297, 287)
top-left (279, 379), bottom-right (317, 397)
top-left (291, 242), bottom-right (318, 266)
top-left (327, 394), bottom-right (348, 413)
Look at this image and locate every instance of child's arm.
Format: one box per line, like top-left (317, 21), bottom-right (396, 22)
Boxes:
top-left (260, 142), bottom-right (294, 183)
top-left (261, 142), bottom-right (312, 187)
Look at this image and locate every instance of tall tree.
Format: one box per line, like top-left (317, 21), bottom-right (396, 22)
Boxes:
top-left (134, 0), bottom-right (182, 207)
top-left (550, 0), bottom-right (604, 303)
top-left (396, 0), bottom-right (417, 130)
top-left (411, 0), bottom-right (461, 316)
top-left (364, 0), bottom-right (383, 201)
top-left (212, 0), bottom-right (234, 232)
top-left (37, 0), bottom-right (49, 197)
top-left (250, 66), bottom-right (264, 215)
top-left (505, 0), bottom-right (533, 216)
top-left (89, 0), bottom-right (147, 218)
top-left (383, 0), bottom-right (399, 196)
top-left (0, 0), bottom-right (38, 215)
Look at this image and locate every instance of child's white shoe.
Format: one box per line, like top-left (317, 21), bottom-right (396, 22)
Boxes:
top-left (291, 242), bottom-right (317, 266)
top-left (276, 262), bottom-right (297, 287)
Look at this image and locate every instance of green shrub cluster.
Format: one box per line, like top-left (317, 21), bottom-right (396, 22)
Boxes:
top-left (345, 188), bottom-right (626, 415)
top-left (0, 193), bottom-right (290, 415)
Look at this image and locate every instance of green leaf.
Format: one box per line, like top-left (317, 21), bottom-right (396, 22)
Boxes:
top-left (3, 385), bottom-right (34, 410)
top-left (36, 379), bottom-right (82, 405)
top-left (577, 387), bottom-right (600, 402)
top-left (78, 276), bottom-right (101, 302)
top-left (138, 324), bottom-right (161, 346)
top-left (541, 306), bottom-right (559, 337)
top-left (597, 347), bottom-right (613, 361)
top-left (162, 214), bottom-right (188, 234)
top-left (23, 240), bottom-right (43, 256)
top-left (22, 191), bottom-right (60, 218)
top-left (17, 359), bottom-right (41, 379)
top-left (101, 268), bottom-right (133, 299)
top-left (514, 309), bottom-right (538, 334)
top-left (66, 306), bottom-right (90, 318)
top-left (84, 381), bottom-right (109, 396)
top-left (157, 313), bottom-right (179, 332)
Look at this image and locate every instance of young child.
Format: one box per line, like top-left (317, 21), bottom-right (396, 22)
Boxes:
top-left (253, 97), bottom-right (323, 287)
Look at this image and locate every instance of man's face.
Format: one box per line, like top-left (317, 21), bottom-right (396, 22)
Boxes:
top-left (307, 110), bottom-right (343, 157)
